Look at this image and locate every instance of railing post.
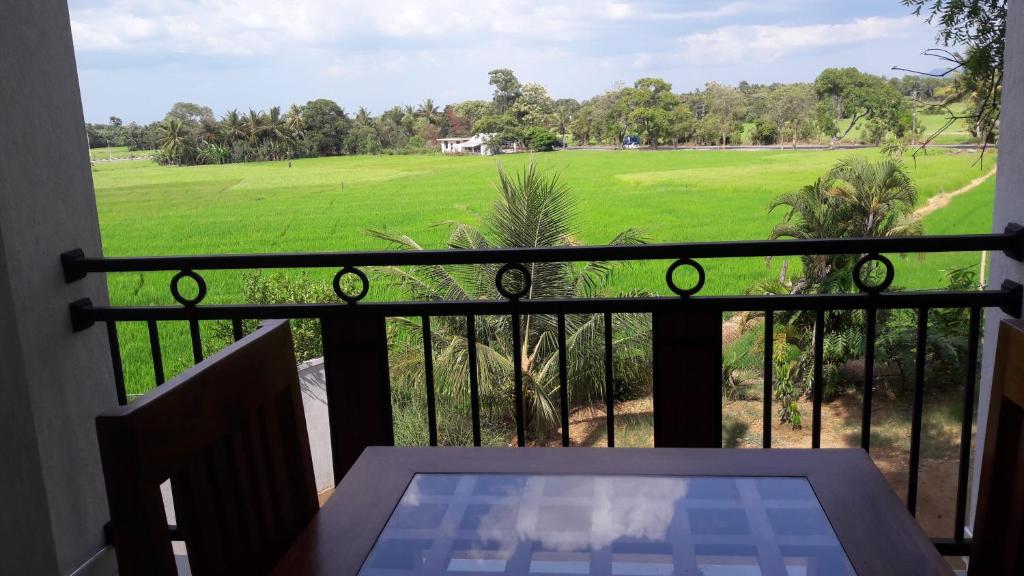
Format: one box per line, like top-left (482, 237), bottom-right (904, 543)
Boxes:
top-left (321, 312), bottom-right (394, 483)
top-left (652, 310), bottom-right (723, 447)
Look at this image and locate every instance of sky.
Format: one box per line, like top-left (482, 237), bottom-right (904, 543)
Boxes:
top-left (69, 0), bottom-right (950, 123)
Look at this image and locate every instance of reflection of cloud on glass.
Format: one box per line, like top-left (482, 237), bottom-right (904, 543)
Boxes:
top-left (473, 476), bottom-right (690, 553)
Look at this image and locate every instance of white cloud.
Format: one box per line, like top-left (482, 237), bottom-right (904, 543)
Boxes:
top-left (678, 16), bottom-right (920, 64)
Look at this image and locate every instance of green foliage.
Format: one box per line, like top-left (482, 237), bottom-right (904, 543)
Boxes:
top-left (764, 157), bottom-right (923, 425)
top-left (901, 0), bottom-right (1005, 151)
top-left (524, 127), bottom-right (559, 152)
top-left (369, 162), bottom-right (650, 440)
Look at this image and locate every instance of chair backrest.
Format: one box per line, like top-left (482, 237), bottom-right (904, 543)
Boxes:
top-left (96, 320), bottom-right (318, 576)
top-left (970, 319), bottom-right (1024, 575)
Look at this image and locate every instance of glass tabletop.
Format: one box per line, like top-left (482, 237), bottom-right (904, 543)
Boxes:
top-left (358, 474), bottom-right (855, 576)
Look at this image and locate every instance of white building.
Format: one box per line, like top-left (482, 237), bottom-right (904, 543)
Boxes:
top-left (439, 133), bottom-right (497, 155)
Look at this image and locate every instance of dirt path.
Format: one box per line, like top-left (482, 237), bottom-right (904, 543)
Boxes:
top-left (914, 166), bottom-right (997, 219)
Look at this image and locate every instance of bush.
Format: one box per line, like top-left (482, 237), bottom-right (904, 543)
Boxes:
top-left (525, 127), bottom-right (559, 152)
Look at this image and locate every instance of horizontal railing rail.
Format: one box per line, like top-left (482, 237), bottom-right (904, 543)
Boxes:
top-left (64, 227), bottom-right (1024, 559)
top-left (62, 225), bottom-right (1024, 277)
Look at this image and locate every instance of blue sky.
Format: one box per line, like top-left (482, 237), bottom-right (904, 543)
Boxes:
top-left (69, 0), bottom-right (949, 123)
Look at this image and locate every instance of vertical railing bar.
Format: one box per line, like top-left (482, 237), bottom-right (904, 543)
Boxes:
top-left (812, 309), bottom-right (825, 449)
top-left (511, 312), bottom-right (526, 447)
top-left (466, 315), bottom-right (481, 447)
top-left (231, 318), bottom-right (244, 341)
top-left (188, 318), bottom-right (203, 364)
top-left (862, 307), bottom-right (877, 452)
top-left (147, 320), bottom-right (165, 386)
top-left (604, 312), bottom-right (615, 448)
top-left (106, 321), bottom-right (127, 406)
top-left (763, 310), bottom-right (773, 448)
top-left (907, 307), bottom-right (928, 516)
top-left (558, 313), bottom-right (570, 448)
top-left (954, 306), bottom-right (981, 542)
top-left (422, 316), bottom-right (438, 447)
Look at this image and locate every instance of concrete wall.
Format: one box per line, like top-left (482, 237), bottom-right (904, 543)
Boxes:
top-left (973, 0), bottom-right (1024, 529)
top-left (0, 0), bottom-right (118, 573)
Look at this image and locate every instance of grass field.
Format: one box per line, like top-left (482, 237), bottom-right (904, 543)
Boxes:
top-left (91, 148), bottom-right (997, 392)
top-left (90, 146), bottom-right (155, 161)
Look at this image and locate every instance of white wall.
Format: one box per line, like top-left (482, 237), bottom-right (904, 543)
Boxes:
top-left (973, 0), bottom-right (1024, 529)
top-left (0, 0), bottom-right (118, 573)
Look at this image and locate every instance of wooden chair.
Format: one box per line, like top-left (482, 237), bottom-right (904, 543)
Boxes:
top-left (970, 318), bottom-right (1024, 574)
top-left (96, 320), bottom-right (318, 576)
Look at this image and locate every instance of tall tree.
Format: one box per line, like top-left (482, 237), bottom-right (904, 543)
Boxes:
top-left (300, 98), bottom-right (350, 156)
top-left (703, 82), bottom-right (746, 147)
top-left (623, 78), bottom-right (677, 148)
top-left (815, 68), bottom-right (907, 147)
top-left (767, 83), bottom-right (817, 149)
top-left (417, 99), bottom-right (441, 125)
top-left (488, 68), bottom-right (522, 114)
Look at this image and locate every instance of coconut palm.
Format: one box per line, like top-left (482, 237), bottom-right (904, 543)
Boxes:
top-left (284, 104), bottom-right (304, 137)
top-left (157, 118), bottom-right (194, 164)
top-left (265, 106), bottom-right (291, 144)
top-left (221, 109), bottom-right (246, 143)
top-left (244, 109), bottom-right (266, 141)
top-left (417, 98), bottom-right (441, 125)
top-left (370, 162), bottom-right (650, 440)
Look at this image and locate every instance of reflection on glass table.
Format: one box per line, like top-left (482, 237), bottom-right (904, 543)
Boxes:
top-left (358, 474), bottom-right (855, 575)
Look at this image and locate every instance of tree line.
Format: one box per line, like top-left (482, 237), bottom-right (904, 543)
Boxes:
top-left (86, 67), bottom-right (965, 166)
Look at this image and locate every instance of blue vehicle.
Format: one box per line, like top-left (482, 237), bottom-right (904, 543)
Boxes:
top-left (622, 135), bottom-right (640, 149)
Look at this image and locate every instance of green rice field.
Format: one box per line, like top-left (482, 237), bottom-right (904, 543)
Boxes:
top-left (91, 148), bottom-right (997, 392)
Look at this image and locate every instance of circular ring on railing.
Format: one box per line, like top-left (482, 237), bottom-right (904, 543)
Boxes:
top-left (333, 266), bottom-right (369, 303)
top-left (666, 258), bottom-right (706, 297)
top-left (853, 253), bottom-right (894, 294)
top-left (496, 263), bottom-right (532, 300)
top-left (170, 270), bottom-right (207, 307)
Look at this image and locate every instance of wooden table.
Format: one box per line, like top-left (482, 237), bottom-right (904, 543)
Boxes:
top-left (273, 447), bottom-right (950, 575)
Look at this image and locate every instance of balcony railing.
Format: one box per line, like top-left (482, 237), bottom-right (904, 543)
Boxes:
top-left (62, 225), bottom-right (1024, 557)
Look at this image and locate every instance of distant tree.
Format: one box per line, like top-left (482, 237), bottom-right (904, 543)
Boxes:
top-left (156, 117), bottom-right (195, 164)
top-left (511, 83), bottom-right (555, 128)
top-left (451, 100), bottom-right (492, 136)
top-left (244, 109), bottom-right (266, 141)
top-left (552, 98), bottom-right (580, 143)
top-left (767, 83), bottom-right (817, 149)
top-left (221, 109), bottom-right (245, 143)
top-left (354, 106), bottom-right (374, 127)
top-left (814, 68), bottom-right (907, 147)
top-left (623, 78), bottom-right (677, 148)
top-left (488, 68), bottom-right (522, 114)
top-left (417, 99), bottom-right (441, 125)
top-left (164, 102), bottom-right (215, 130)
top-left (300, 98), bottom-right (350, 155)
top-left (284, 104), bottom-right (304, 137)
top-left (667, 104), bottom-right (695, 146)
top-left (703, 82), bottom-right (746, 147)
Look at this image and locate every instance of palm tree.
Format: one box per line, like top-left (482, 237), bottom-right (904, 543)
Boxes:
top-left (265, 106), bottom-right (291, 144)
top-left (763, 157), bottom-right (922, 425)
top-left (370, 162), bottom-right (649, 441)
top-left (157, 118), bottom-right (193, 164)
top-left (768, 157), bottom-right (921, 293)
top-left (221, 109), bottom-right (245, 143)
top-left (354, 106), bottom-right (373, 127)
top-left (284, 104), bottom-right (304, 137)
top-left (826, 157), bottom-right (922, 239)
top-left (244, 109), bottom-right (266, 141)
top-left (401, 105), bottom-right (417, 133)
top-left (417, 98), bottom-right (440, 125)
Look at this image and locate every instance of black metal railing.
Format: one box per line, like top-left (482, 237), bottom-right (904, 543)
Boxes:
top-left (63, 224), bottom-right (1024, 557)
